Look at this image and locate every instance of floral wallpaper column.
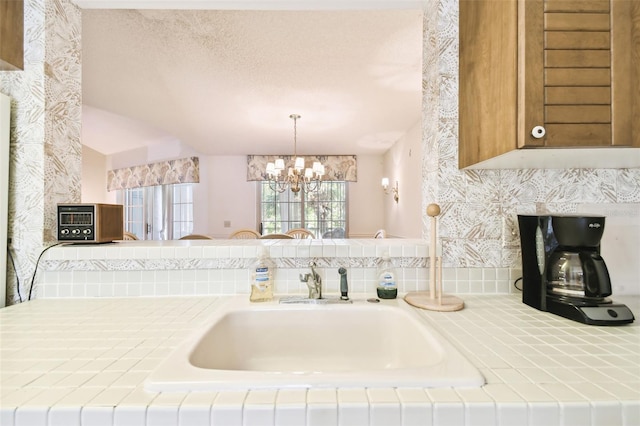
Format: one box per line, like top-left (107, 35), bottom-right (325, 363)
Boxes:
top-left (0, 0), bottom-right (81, 304)
top-left (43, 0), bottom-right (82, 243)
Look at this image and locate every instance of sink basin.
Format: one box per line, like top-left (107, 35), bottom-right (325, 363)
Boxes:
top-left (145, 296), bottom-right (484, 391)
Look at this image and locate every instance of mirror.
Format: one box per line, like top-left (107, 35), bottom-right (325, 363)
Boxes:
top-left (80, 7), bottom-right (424, 237)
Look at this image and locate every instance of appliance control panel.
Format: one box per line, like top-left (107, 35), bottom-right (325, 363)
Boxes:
top-left (580, 305), bottom-right (635, 323)
top-left (58, 205), bottom-right (95, 241)
top-left (57, 203), bottom-right (123, 243)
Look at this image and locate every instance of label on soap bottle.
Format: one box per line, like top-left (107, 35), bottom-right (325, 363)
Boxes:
top-left (250, 253), bottom-right (274, 302)
top-left (255, 266), bottom-right (270, 290)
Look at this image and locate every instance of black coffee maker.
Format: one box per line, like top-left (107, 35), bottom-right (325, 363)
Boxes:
top-left (518, 214), bottom-right (634, 325)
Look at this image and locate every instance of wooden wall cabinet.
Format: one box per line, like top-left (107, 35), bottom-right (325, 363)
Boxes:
top-left (0, 0), bottom-right (24, 71)
top-left (459, 0), bottom-right (639, 169)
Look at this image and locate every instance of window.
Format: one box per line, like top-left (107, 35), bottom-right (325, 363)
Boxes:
top-left (172, 184), bottom-right (194, 238)
top-left (122, 187), bottom-right (145, 238)
top-left (260, 181), bottom-right (347, 238)
top-left (117, 183), bottom-right (194, 240)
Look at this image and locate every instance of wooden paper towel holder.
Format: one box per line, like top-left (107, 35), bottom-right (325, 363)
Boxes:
top-left (404, 203), bottom-right (464, 312)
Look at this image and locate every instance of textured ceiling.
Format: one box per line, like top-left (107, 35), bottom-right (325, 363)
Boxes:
top-left (81, 9), bottom-right (423, 156)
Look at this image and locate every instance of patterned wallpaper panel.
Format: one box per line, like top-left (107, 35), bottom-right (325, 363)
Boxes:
top-left (1, 0), bottom-right (81, 304)
top-left (44, 0), bottom-right (82, 242)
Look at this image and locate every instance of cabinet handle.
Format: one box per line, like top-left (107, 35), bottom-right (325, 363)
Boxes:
top-left (531, 126), bottom-right (546, 139)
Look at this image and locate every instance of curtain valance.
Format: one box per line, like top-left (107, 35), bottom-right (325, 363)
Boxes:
top-left (107, 156), bottom-right (199, 191)
top-left (247, 155), bottom-right (357, 182)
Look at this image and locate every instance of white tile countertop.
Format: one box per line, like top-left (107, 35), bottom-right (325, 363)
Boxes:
top-left (1, 294), bottom-right (638, 426)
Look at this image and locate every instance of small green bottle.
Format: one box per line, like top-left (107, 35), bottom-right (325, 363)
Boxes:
top-left (376, 252), bottom-right (397, 299)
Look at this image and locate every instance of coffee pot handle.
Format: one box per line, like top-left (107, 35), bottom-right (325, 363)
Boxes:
top-left (580, 252), bottom-right (612, 298)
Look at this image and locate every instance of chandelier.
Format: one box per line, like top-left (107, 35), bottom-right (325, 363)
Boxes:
top-left (265, 114), bottom-right (325, 194)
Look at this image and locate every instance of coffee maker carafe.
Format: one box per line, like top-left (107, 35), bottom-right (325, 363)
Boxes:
top-left (518, 214), bottom-right (634, 325)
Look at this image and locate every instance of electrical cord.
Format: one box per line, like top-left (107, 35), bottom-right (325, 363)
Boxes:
top-left (514, 276), bottom-right (523, 292)
top-left (28, 242), bottom-right (66, 301)
top-left (7, 246), bottom-right (21, 303)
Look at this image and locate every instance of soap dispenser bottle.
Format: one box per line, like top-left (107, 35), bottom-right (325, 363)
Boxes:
top-left (250, 247), bottom-right (275, 302)
top-left (376, 252), bottom-right (398, 299)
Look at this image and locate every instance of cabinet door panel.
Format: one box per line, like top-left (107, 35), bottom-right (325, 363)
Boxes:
top-left (545, 124), bottom-right (612, 146)
top-left (461, 0), bottom-right (637, 165)
top-left (545, 13), bottom-right (610, 30)
top-left (545, 0), bottom-right (609, 13)
top-left (545, 68), bottom-right (610, 86)
top-left (0, 0), bottom-right (24, 70)
top-left (519, 0), bottom-right (545, 148)
top-left (521, 0), bottom-right (620, 147)
top-left (545, 86), bottom-right (611, 104)
top-left (545, 105), bottom-right (611, 123)
top-left (459, 0), bottom-right (519, 166)
top-left (611, 0), bottom-right (639, 146)
top-left (545, 31), bottom-right (610, 49)
top-left (545, 50), bottom-right (610, 68)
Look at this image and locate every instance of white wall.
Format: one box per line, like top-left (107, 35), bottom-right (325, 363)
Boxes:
top-left (107, 139), bottom-right (199, 170)
top-left (347, 155), bottom-right (385, 238)
top-left (382, 120), bottom-right (422, 238)
top-left (202, 156), bottom-right (258, 237)
top-left (81, 146), bottom-right (115, 204)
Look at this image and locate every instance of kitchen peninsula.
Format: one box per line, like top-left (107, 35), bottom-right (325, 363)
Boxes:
top-left (1, 239), bottom-right (638, 426)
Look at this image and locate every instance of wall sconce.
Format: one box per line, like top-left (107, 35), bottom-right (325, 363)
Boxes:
top-left (381, 177), bottom-right (399, 203)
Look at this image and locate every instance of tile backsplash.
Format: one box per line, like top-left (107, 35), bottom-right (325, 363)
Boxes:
top-left (576, 203), bottom-right (640, 295)
top-left (37, 240), bottom-right (520, 299)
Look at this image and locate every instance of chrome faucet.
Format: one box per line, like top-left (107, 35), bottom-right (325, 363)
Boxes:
top-left (300, 261), bottom-right (322, 299)
top-left (281, 263), bottom-right (351, 305)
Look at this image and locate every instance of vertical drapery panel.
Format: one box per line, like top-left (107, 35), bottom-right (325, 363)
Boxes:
top-left (107, 156), bottom-right (199, 191)
top-left (246, 155), bottom-right (357, 181)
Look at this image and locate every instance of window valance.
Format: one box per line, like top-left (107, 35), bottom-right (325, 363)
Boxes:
top-left (107, 156), bottom-right (199, 191)
top-left (247, 155), bottom-right (357, 182)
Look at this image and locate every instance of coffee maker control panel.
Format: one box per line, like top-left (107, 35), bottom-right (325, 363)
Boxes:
top-left (545, 298), bottom-right (635, 325)
top-left (580, 305), bottom-right (635, 323)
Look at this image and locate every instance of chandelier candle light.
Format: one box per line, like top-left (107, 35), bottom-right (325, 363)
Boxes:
top-left (266, 114), bottom-right (325, 194)
top-left (381, 177), bottom-right (399, 203)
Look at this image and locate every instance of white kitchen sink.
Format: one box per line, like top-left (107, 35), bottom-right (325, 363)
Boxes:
top-left (145, 295), bottom-right (484, 391)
